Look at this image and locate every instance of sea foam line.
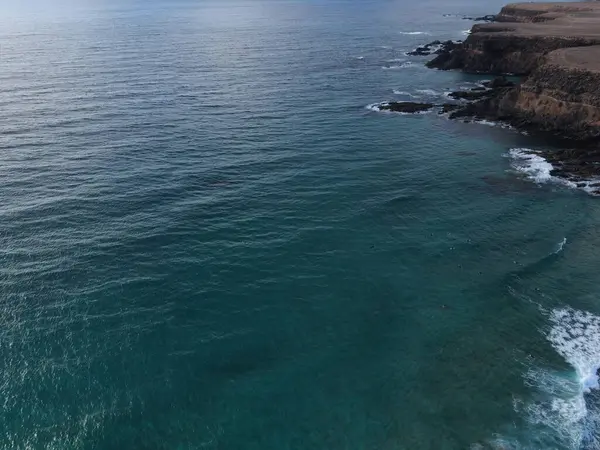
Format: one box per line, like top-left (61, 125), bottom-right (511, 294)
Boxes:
top-left (507, 148), bottom-right (600, 195)
top-left (398, 31), bottom-right (431, 35)
top-left (381, 62), bottom-right (412, 70)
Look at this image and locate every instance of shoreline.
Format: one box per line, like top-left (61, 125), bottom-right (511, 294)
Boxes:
top-left (418, 2), bottom-right (600, 189)
top-left (428, 2), bottom-right (600, 141)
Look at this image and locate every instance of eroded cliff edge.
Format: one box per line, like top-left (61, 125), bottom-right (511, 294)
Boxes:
top-left (429, 2), bottom-right (600, 142)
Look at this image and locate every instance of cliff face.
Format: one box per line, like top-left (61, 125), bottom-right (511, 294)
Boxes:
top-left (429, 2), bottom-right (600, 140)
top-left (512, 61), bottom-right (600, 138)
top-left (428, 32), bottom-right (595, 75)
top-left (428, 23), bottom-right (600, 75)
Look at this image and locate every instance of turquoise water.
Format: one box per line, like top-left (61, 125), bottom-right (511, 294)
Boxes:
top-left (1, 0), bottom-right (600, 448)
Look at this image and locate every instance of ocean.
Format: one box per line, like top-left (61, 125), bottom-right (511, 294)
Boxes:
top-left (1, 0), bottom-right (599, 448)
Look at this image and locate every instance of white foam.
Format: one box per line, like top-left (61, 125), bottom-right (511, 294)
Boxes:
top-left (548, 308), bottom-right (600, 392)
top-left (392, 90), bottom-right (416, 97)
top-left (399, 31), bottom-right (430, 35)
top-left (516, 307), bottom-right (600, 448)
top-left (386, 58), bottom-right (406, 63)
top-left (354, 56), bottom-right (364, 60)
top-left (460, 118), bottom-right (514, 130)
top-left (381, 62), bottom-right (412, 70)
top-left (366, 102), bottom-right (386, 112)
top-left (462, 29), bottom-right (471, 35)
top-left (457, 81), bottom-right (487, 90)
top-left (508, 148), bottom-right (555, 183)
top-left (406, 44), bottom-right (442, 56)
top-left (508, 148), bottom-right (600, 196)
top-left (477, 119), bottom-right (502, 127)
top-left (415, 89), bottom-right (439, 96)
top-left (555, 237), bottom-right (567, 254)
top-left (575, 179), bottom-right (600, 196)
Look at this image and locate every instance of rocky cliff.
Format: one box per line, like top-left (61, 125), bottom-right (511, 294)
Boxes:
top-left (428, 2), bottom-right (600, 141)
top-left (511, 47), bottom-right (600, 139)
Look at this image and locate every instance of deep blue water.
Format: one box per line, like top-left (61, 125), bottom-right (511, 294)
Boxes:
top-left (2, 0), bottom-right (600, 448)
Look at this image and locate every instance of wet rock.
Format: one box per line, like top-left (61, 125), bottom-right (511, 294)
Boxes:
top-left (447, 90), bottom-right (493, 101)
top-left (447, 86), bottom-right (517, 120)
top-left (439, 103), bottom-right (462, 114)
top-left (433, 40), bottom-right (461, 54)
top-left (481, 76), bottom-right (515, 89)
top-left (379, 102), bottom-right (434, 113)
top-left (426, 41), bottom-right (466, 70)
top-left (406, 40), bottom-right (442, 56)
top-left (407, 46), bottom-right (431, 56)
top-left (463, 14), bottom-right (496, 22)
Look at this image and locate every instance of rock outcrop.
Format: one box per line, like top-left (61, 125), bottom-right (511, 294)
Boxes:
top-left (428, 2), bottom-right (600, 141)
top-left (406, 40), bottom-right (460, 57)
top-left (375, 102), bottom-right (434, 113)
top-left (509, 46), bottom-right (600, 139)
top-left (428, 3), bottom-right (600, 75)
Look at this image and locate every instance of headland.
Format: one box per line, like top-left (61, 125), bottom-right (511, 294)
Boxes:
top-left (425, 2), bottom-right (600, 185)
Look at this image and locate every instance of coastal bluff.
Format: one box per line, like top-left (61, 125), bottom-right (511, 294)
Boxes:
top-left (429, 2), bottom-right (600, 140)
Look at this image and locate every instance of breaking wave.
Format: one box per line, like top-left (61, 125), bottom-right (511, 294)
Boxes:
top-left (507, 148), bottom-right (600, 195)
top-left (509, 148), bottom-right (554, 184)
top-left (518, 308), bottom-right (600, 449)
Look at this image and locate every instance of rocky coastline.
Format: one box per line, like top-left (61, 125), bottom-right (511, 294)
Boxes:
top-left (398, 2), bottom-right (600, 186)
top-left (427, 2), bottom-right (600, 141)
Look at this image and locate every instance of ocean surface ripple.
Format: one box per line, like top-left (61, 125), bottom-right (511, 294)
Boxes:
top-left (1, 0), bottom-right (600, 448)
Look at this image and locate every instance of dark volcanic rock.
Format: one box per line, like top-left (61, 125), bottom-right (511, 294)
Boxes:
top-left (435, 40), bottom-right (461, 53)
top-left (379, 102), bottom-right (434, 113)
top-left (422, 2), bottom-right (600, 187)
top-left (439, 103), bottom-right (462, 114)
top-left (426, 41), bottom-right (466, 70)
top-left (447, 90), bottom-right (494, 101)
top-left (481, 76), bottom-right (515, 89)
top-left (406, 40), bottom-right (442, 56)
top-left (407, 46), bottom-right (431, 56)
top-left (444, 14), bottom-right (495, 22)
top-left (408, 40), bottom-right (461, 59)
top-left (447, 87), bottom-right (517, 121)
top-left (427, 3), bottom-right (600, 139)
top-left (463, 14), bottom-right (496, 22)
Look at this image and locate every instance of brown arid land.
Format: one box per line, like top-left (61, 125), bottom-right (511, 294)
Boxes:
top-left (428, 2), bottom-right (600, 141)
top-left (406, 2), bottom-right (600, 186)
